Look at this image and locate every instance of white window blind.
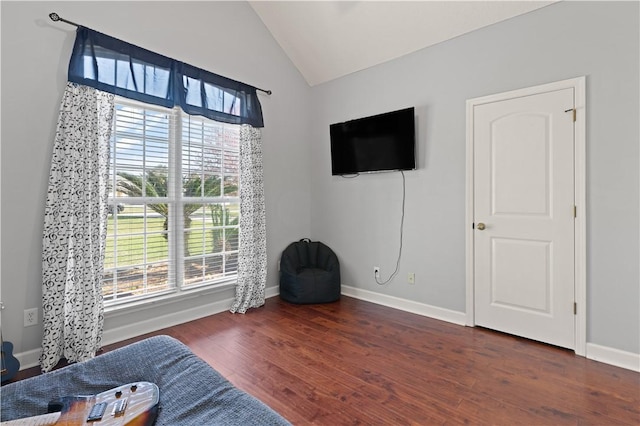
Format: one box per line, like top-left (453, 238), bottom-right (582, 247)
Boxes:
top-left (103, 98), bottom-right (240, 304)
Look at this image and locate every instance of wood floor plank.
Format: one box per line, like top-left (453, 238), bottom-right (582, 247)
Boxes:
top-left (6, 296), bottom-right (639, 425)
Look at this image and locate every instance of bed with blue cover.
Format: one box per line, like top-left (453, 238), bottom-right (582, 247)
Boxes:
top-left (0, 335), bottom-right (290, 425)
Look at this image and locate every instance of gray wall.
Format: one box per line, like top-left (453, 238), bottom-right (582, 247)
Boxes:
top-left (1, 1), bottom-right (311, 355)
top-left (309, 1), bottom-right (639, 354)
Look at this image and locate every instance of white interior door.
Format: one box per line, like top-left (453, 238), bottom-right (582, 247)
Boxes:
top-left (472, 87), bottom-right (576, 349)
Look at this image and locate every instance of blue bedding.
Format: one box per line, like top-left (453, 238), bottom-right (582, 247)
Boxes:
top-left (0, 335), bottom-right (290, 425)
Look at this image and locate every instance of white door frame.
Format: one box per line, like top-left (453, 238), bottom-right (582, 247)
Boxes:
top-left (465, 76), bottom-right (586, 356)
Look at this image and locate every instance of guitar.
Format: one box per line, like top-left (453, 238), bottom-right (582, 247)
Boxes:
top-left (1, 382), bottom-right (159, 425)
top-left (1, 337), bottom-right (20, 384)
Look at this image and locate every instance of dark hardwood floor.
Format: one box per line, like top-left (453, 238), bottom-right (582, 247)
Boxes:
top-left (9, 296), bottom-right (640, 425)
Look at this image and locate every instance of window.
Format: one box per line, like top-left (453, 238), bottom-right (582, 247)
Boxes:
top-left (103, 97), bottom-right (240, 304)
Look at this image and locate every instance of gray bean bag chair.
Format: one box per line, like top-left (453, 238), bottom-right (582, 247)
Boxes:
top-left (279, 239), bottom-right (341, 304)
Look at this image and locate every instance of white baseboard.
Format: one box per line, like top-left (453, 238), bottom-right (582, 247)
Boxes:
top-left (586, 343), bottom-right (640, 372)
top-left (104, 285), bottom-right (276, 347)
top-left (341, 285), bottom-right (467, 326)
top-left (14, 347), bottom-right (42, 372)
top-left (14, 287), bottom-right (639, 375)
top-left (343, 285), bottom-right (640, 373)
top-left (15, 286), bottom-right (281, 371)
top-left (100, 296), bottom-right (235, 348)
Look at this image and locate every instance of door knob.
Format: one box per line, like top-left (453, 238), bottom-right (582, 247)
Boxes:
top-left (476, 223), bottom-right (486, 230)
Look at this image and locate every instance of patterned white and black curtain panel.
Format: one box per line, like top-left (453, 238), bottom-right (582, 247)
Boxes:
top-left (230, 125), bottom-right (267, 314)
top-left (40, 82), bottom-right (114, 372)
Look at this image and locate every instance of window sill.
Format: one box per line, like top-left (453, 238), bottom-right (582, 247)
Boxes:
top-left (104, 279), bottom-right (237, 318)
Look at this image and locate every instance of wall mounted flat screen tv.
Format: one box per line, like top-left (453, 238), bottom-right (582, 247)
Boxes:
top-left (330, 107), bottom-right (416, 176)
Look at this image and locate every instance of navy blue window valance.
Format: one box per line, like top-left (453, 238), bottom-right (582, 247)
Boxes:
top-left (68, 27), bottom-right (264, 127)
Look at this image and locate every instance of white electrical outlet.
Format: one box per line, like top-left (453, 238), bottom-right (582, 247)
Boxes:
top-left (374, 266), bottom-right (380, 278)
top-left (24, 308), bottom-right (38, 327)
top-left (408, 272), bottom-right (415, 284)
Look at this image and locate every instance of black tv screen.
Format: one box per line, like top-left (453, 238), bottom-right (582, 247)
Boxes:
top-left (330, 107), bottom-right (416, 175)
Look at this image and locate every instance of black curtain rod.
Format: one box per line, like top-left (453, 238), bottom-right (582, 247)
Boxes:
top-left (48, 12), bottom-right (273, 96)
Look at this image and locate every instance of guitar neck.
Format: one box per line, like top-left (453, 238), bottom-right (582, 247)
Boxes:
top-left (1, 412), bottom-right (60, 426)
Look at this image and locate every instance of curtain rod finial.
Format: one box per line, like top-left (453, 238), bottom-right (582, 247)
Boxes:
top-left (49, 12), bottom-right (79, 27)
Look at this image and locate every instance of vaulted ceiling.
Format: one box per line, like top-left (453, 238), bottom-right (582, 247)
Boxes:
top-left (249, 1), bottom-right (556, 86)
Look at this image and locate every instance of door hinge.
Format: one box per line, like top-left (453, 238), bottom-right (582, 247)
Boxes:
top-left (573, 205), bottom-right (577, 218)
top-left (565, 108), bottom-right (577, 122)
top-left (573, 302), bottom-right (577, 315)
